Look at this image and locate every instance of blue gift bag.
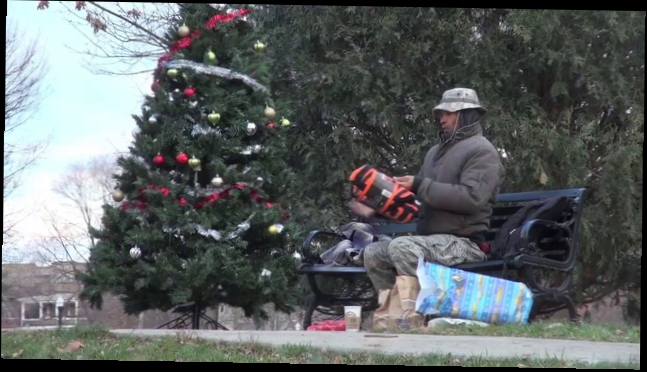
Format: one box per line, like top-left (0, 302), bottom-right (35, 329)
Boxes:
top-left (415, 258), bottom-right (534, 325)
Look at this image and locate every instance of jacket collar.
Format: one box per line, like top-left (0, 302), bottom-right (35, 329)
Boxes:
top-left (437, 122), bottom-right (483, 144)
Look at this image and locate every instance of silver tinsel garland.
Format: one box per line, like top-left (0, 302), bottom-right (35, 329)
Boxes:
top-left (163, 60), bottom-right (269, 93)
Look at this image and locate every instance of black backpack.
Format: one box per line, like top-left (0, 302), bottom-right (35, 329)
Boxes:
top-left (491, 196), bottom-right (572, 260)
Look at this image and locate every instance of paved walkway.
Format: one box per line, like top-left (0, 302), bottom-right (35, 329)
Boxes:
top-left (111, 329), bottom-right (640, 364)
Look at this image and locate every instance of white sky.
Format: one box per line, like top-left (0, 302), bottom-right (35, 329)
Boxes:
top-left (5, 1), bottom-right (156, 260)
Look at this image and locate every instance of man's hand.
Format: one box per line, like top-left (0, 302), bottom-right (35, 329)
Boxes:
top-left (349, 200), bottom-right (376, 219)
top-left (395, 175), bottom-right (415, 190)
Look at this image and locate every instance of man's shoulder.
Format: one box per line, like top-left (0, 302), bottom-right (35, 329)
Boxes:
top-left (464, 135), bottom-right (498, 154)
top-left (425, 144), bottom-right (440, 157)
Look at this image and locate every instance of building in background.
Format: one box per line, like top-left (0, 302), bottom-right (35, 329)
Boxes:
top-left (1, 262), bottom-right (170, 329)
top-left (1, 262), bottom-right (303, 330)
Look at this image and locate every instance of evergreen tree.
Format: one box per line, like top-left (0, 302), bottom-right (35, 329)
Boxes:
top-left (78, 4), bottom-right (301, 320)
top-left (260, 7), bottom-right (643, 317)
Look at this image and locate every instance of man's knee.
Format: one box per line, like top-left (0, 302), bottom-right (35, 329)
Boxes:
top-left (389, 236), bottom-right (418, 249)
top-left (388, 236), bottom-right (424, 259)
top-left (363, 240), bottom-right (390, 269)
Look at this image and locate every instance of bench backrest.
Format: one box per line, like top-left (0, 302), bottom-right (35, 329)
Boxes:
top-left (362, 188), bottom-right (587, 253)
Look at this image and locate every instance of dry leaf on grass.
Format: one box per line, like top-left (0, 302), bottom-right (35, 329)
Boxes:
top-left (333, 356), bottom-right (342, 364)
top-left (58, 340), bottom-right (84, 352)
top-left (517, 363), bottom-right (528, 368)
top-left (12, 349), bottom-right (24, 358)
top-left (452, 358), bottom-right (462, 366)
top-left (614, 329), bottom-right (624, 336)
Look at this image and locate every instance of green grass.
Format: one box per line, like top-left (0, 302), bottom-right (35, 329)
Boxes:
top-left (371, 320), bottom-right (641, 343)
top-left (0, 326), bottom-right (639, 367)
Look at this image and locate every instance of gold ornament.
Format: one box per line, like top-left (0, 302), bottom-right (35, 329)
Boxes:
top-left (188, 156), bottom-right (201, 170)
top-left (167, 69), bottom-right (179, 78)
top-left (112, 190), bottom-right (125, 202)
top-left (208, 112), bottom-right (221, 124)
top-left (178, 24), bottom-right (190, 37)
top-left (268, 224), bottom-right (279, 235)
top-left (206, 50), bottom-right (216, 61)
top-left (280, 117), bottom-right (290, 126)
top-left (263, 106), bottom-right (276, 120)
top-left (253, 40), bottom-right (266, 52)
top-left (211, 176), bottom-right (224, 187)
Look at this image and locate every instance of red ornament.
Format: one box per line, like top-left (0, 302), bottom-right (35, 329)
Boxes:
top-left (153, 154), bottom-right (164, 165)
top-left (157, 9), bottom-right (252, 70)
top-left (176, 153), bottom-right (189, 164)
top-left (268, 122), bottom-right (275, 129)
top-left (184, 87), bottom-right (196, 97)
top-left (178, 198), bottom-right (187, 206)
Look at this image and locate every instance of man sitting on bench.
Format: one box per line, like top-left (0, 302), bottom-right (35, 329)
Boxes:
top-left (351, 88), bottom-right (505, 325)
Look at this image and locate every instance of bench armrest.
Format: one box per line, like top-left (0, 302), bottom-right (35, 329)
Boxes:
top-left (516, 219), bottom-right (574, 270)
top-left (301, 230), bottom-right (346, 264)
top-left (519, 219), bottom-right (571, 244)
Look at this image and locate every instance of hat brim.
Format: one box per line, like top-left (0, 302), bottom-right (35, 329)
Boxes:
top-left (432, 102), bottom-right (487, 115)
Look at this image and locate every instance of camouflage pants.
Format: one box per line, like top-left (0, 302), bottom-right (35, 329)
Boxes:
top-left (363, 234), bottom-right (487, 290)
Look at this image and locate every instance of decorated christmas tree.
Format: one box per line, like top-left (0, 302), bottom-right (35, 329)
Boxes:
top-left (78, 5), bottom-right (301, 322)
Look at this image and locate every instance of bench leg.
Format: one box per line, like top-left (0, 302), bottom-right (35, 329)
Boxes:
top-left (303, 295), bottom-right (318, 330)
top-left (559, 294), bottom-right (580, 324)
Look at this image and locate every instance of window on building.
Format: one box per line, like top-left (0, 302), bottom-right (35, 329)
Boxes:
top-left (63, 301), bottom-right (76, 318)
top-left (23, 303), bottom-right (40, 320)
top-left (42, 302), bottom-right (56, 319)
top-left (42, 301), bottom-right (77, 319)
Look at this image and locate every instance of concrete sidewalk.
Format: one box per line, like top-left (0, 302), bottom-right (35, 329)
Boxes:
top-left (111, 329), bottom-right (640, 365)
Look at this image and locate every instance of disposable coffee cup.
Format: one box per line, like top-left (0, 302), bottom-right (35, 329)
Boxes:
top-left (344, 306), bottom-right (362, 332)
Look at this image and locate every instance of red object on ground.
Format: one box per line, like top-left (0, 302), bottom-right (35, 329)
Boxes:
top-left (306, 320), bottom-right (346, 331)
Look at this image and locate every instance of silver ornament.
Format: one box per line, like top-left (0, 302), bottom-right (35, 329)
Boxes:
top-left (256, 176), bottom-right (264, 184)
top-left (190, 101), bottom-right (198, 108)
top-left (212, 176), bottom-right (224, 187)
top-left (181, 260), bottom-right (188, 269)
top-left (148, 116), bottom-right (157, 124)
top-left (252, 144), bottom-right (262, 153)
top-left (246, 122), bottom-right (257, 135)
top-left (129, 246), bottom-right (142, 259)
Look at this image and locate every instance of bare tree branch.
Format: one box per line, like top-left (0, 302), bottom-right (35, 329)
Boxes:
top-left (4, 20), bottom-right (52, 242)
top-left (51, 155), bottom-right (120, 250)
top-left (38, 1), bottom-right (180, 76)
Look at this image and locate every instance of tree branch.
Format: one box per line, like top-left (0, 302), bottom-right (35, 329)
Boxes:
top-left (87, 1), bottom-right (167, 45)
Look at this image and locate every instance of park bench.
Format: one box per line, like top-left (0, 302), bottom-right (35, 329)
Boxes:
top-left (298, 188), bottom-right (587, 330)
